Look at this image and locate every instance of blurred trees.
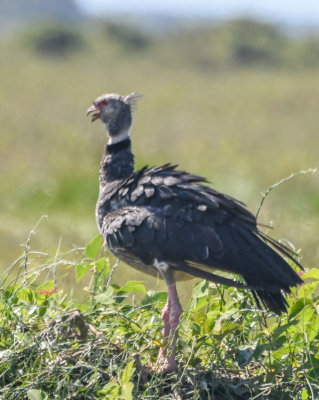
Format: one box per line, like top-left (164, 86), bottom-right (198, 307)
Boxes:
top-left (23, 25), bottom-right (85, 56)
top-left (103, 22), bottom-right (151, 51)
top-left (151, 18), bottom-right (319, 69)
top-left (19, 18), bottom-right (319, 67)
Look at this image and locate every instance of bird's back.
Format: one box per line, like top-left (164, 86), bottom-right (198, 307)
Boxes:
top-left (97, 163), bottom-right (302, 314)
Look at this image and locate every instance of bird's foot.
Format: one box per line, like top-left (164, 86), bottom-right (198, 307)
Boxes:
top-left (133, 352), bottom-right (178, 376)
top-left (153, 357), bottom-right (178, 374)
top-left (154, 348), bottom-right (178, 373)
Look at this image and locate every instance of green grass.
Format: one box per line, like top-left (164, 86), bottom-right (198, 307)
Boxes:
top-left (0, 234), bottom-right (318, 399)
top-left (1, 21), bottom-right (318, 398)
top-left (0, 23), bottom-right (318, 275)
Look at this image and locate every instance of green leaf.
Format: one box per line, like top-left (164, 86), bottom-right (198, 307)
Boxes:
top-left (121, 382), bottom-right (134, 400)
top-left (16, 288), bottom-right (34, 303)
top-left (221, 321), bottom-right (242, 334)
top-left (85, 234), bottom-right (103, 259)
top-left (99, 382), bottom-right (119, 398)
top-left (141, 291), bottom-right (167, 306)
top-left (204, 310), bottom-right (220, 331)
top-left (38, 299), bottom-right (49, 317)
top-left (301, 268), bottom-right (319, 281)
top-left (271, 321), bottom-right (296, 340)
top-left (96, 257), bottom-right (110, 272)
top-left (192, 280), bottom-right (209, 299)
top-left (27, 389), bottom-right (48, 400)
top-left (301, 388), bottom-right (309, 400)
top-left (120, 360), bottom-right (135, 384)
top-left (192, 294), bottom-right (210, 312)
top-left (94, 286), bottom-right (114, 305)
top-left (36, 281), bottom-right (55, 292)
top-left (272, 345), bottom-right (291, 360)
top-left (289, 298), bottom-right (309, 320)
top-left (306, 314), bottom-right (319, 342)
top-left (120, 281), bottom-right (146, 294)
top-left (76, 263), bottom-right (91, 282)
top-left (191, 322), bottom-right (201, 335)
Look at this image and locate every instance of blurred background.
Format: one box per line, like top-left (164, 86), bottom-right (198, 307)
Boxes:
top-left (0, 0), bottom-right (318, 292)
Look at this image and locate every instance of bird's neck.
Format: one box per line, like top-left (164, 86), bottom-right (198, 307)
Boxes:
top-left (107, 129), bottom-right (131, 145)
top-left (99, 138), bottom-right (134, 184)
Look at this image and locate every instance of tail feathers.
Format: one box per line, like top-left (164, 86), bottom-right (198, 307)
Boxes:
top-left (251, 288), bottom-right (289, 315)
top-left (257, 231), bottom-right (304, 272)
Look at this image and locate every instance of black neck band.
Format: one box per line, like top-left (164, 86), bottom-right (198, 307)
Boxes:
top-left (106, 138), bottom-right (131, 154)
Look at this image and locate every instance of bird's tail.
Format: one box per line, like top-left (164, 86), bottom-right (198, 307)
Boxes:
top-left (246, 231), bottom-right (303, 315)
top-left (249, 284), bottom-right (289, 315)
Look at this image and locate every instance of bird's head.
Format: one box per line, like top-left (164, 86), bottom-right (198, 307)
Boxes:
top-left (86, 92), bottom-right (141, 144)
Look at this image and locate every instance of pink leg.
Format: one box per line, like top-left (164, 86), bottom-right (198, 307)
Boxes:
top-left (156, 285), bottom-right (183, 373)
top-left (156, 298), bottom-right (171, 362)
top-left (161, 298), bottom-right (171, 338)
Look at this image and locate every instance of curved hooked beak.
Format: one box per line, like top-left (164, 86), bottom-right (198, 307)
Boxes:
top-left (86, 105), bottom-right (101, 123)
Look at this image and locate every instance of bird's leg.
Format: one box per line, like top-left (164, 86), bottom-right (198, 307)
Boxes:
top-left (161, 297), bottom-right (171, 338)
top-left (156, 285), bottom-right (183, 373)
top-left (156, 297), bottom-right (171, 362)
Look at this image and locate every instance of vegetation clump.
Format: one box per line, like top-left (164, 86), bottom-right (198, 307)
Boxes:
top-left (103, 22), bottom-right (151, 51)
top-left (23, 25), bottom-right (84, 56)
top-left (0, 234), bottom-right (318, 399)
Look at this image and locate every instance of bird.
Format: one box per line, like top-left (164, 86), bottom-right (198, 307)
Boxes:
top-left (86, 92), bottom-right (303, 373)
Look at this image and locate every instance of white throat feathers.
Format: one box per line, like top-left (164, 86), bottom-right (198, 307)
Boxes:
top-left (106, 128), bottom-right (131, 145)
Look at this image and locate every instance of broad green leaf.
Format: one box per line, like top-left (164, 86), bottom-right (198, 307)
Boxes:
top-left (94, 286), bottom-right (114, 305)
top-left (85, 234), bottom-right (102, 258)
top-left (272, 345), bottom-right (291, 360)
top-left (120, 360), bottom-right (135, 384)
top-left (301, 388), bottom-right (309, 400)
top-left (192, 294), bottom-right (210, 312)
top-left (121, 382), bottom-right (134, 400)
top-left (271, 321), bottom-right (296, 339)
top-left (289, 298), bottom-right (309, 320)
top-left (221, 321), bottom-right (242, 334)
top-left (191, 322), bottom-right (201, 335)
top-left (76, 263), bottom-right (91, 282)
top-left (96, 257), bottom-right (110, 272)
top-left (100, 381), bottom-right (119, 398)
top-left (204, 310), bottom-right (220, 331)
top-left (120, 281), bottom-right (146, 294)
top-left (38, 299), bottom-right (49, 317)
top-left (301, 268), bottom-right (319, 281)
top-left (302, 307), bottom-right (315, 323)
top-left (253, 343), bottom-right (269, 359)
top-left (16, 288), bottom-right (34, 303)
top-left (141, 291), bottom-right (167, 306)
top-left (191, 311), bottom-right (206, 324)
top-left (36, 281), bottom-right (55, 292)
top-left (306, 314), bottom-right (319, 342)
top-left (27, 389), bottom-right (48, 400)
top-left (192, 280), bottom-right (209, 299)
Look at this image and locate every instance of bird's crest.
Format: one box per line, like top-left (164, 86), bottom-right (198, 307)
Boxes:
top-left (124, 92), bottom-right (142, 110)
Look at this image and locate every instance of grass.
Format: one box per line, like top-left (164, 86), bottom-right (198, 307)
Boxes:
top-left (0, 233), bottom-right (319, 399)
top-left (0, 23), bottom-right (319, 274)
top-left (0, 21), bottom-right (319, 397)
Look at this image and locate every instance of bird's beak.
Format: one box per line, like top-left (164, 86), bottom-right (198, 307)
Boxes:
top-left (86, 105), bottom-right (101, 123)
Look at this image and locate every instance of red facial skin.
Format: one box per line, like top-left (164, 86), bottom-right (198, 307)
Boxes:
top-left (86, 100), bottom-right (110, 122)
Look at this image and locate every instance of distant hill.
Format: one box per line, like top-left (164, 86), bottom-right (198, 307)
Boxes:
top-left (0, 0), bottom-right (82, 30)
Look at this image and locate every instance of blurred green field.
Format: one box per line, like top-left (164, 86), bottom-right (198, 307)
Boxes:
top-left (1, 21), bottom-right (318, 288)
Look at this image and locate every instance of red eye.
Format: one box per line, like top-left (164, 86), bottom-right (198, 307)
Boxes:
top-left (102, 100), bottom-right (109, 106)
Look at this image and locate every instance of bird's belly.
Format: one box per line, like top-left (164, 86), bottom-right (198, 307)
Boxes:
top-left (110, 247), bottom-right (193, 282)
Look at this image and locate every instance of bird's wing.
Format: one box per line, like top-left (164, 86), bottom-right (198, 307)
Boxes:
top-left (100, 164), bottom-right (302, 315)
top-left (103, 165), bottom-right (301, 284)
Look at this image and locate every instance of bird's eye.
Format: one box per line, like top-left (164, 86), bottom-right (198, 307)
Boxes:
top-left (102, 100), bottom-right (110, 106)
